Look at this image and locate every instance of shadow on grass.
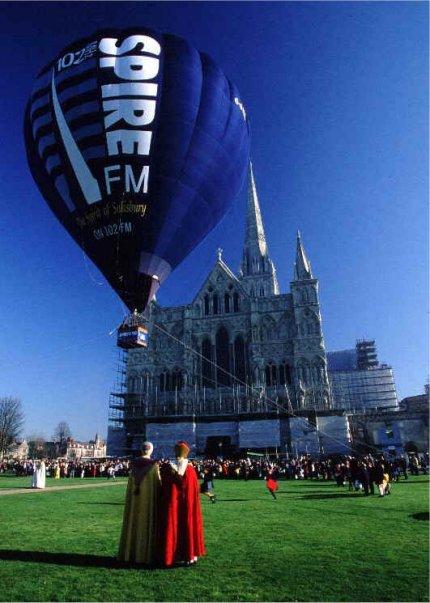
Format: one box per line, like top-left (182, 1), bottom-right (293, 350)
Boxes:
top-left (287, 481), bottom-right (339, 487)
top-left (218, 498), bottom-right (255, 502)
top-left (0, 486), bottom-right (33, 490)
top-left (299, 492), bottom-right (364, 500)
top-left (394, 479), bottom-right (429, 484)
top-left (411, 512), bottom-right (429, 521)
top-left (76, 502), bottom-right (124, 506)
top-left (0, 549), bottom-right (159, 570)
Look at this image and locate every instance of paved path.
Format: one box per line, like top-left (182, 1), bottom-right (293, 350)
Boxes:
top-left (0, 480), bottom-right (126, 496)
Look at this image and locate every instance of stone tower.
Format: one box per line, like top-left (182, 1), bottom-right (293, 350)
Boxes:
top-left (291, 232), bottom-right (330, 408)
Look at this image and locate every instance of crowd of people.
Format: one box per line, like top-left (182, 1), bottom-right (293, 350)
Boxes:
top-left (0, 458), bottom-right (130, 479)
top-left (1, 451), bottom-right (427, 487)
top-left (1, 451), bottom-right (428, 499)
top-left (193, 452), bottom-right (427, 479)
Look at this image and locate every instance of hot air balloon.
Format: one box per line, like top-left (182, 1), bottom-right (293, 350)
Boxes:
top-left (24, 27), bottom-right (250, 347)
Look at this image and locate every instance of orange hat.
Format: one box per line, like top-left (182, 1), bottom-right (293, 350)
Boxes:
top-left (175, 440), bottom-right (190, 457)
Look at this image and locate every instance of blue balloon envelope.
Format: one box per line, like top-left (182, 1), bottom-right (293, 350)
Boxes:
top-left (24, 27), bottom-right (250, 311)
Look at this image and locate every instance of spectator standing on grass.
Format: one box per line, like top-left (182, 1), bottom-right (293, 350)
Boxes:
top-left (383, 469), bottom-right (391, 496)
top-left (118, 442), bottom-right (161, 565)
top-left (200, 467), bottom-right (216, 503)
top-left (420, 454), bottom-right (428, 474)
top-left (53, 463), bottom-right (60, 479)
top-left (410, 454), bottom-right (419, 476)
top-left (69, 461), bottom-right (76, 478)
top-left (367, 460), bottom-right (376, 495)
top-left (31, 460), bottom-right (46, 489)
top-left (158, 441), bottom-right (205, 567)
top-left (374, 461), bottom-right (386, 497)
top-left (357, 461), bottom-right (369, 496)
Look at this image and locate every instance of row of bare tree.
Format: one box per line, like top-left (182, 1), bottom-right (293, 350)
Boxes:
top-left (0, 396), bottom-right (72, 458)
top-left (0, 397), bottom-right (24, 458)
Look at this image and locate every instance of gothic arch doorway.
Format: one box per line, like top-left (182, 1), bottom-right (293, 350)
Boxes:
top-left (216, 326), bottom-right (230, 386)
top-left (205, 436), bottom-right (232, 458)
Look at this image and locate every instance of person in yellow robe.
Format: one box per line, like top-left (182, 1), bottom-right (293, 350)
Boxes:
top-left (118, 442), bottom-right (161, 565)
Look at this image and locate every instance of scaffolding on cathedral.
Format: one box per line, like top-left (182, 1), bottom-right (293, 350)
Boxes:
top-left (108, 350), bottom-right (332, 427)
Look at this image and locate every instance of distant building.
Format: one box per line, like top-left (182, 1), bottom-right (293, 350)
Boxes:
top-left (7, 439), bottom-right (29, 460)
top-left (349, 384), bottom-right (429, 454)
top-left (400, 384), bottom-right (430, 413)
top-left (327, 340), bottom-right (398, 412)
top-left (66, 434), bottom-right (106, 459)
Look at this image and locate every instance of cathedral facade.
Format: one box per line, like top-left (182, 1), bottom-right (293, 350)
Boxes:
top-left (109, 166), bottom-right (351, 457)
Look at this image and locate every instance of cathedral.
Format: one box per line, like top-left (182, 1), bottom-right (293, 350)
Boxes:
top-left (108, 165), bottom-right (351, 457)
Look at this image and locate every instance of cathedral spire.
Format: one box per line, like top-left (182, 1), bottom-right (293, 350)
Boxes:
top-left (239, 162), bottom-right (279, 296)
top-left (294, 230), bottom-right (313, 280)
top-left (245, 162), bottom-right (267, 256)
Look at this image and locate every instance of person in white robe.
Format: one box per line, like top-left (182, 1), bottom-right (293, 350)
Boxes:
top-left (31, 462), bottom-right (37, 488)
top-left (31, 460), bottom-right (46, 489)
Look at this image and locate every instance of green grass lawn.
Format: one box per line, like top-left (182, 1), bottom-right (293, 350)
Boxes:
top-left (0, 474), bottom-right (127, 489)
top-left (0, 476), bottom-right (428, 602)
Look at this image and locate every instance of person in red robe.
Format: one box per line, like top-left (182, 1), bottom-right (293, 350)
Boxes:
top-left (266, 467), bottom-right (279, 500)
top-left (158, 441), bottom-right (205, 567)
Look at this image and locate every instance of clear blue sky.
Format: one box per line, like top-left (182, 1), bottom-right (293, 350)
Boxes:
top-left (0, 1), bottom-right (427, 441)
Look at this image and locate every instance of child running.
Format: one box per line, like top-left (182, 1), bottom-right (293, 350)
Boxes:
top-left (200, 467), bottom-right (217, 503)
top-left (265, 467), bottom-right (279, 500)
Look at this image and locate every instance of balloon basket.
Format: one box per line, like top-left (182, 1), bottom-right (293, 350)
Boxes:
top-left (117, 312), bottom-right (148, 349)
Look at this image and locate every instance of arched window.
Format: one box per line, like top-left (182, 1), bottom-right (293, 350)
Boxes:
top-left (216, 327), bottom-right (230, 386)
top-left (265, 365), bottom-right (272, 386)
top-left (234, 335), bottom-right (246, 382)
top-left (271, 364), bottom-right (277, 386)
top-left (285, 364), bottom-right (292, 384)
top-left (172, 369), bottom-right (183, 390)
top-left (279, 364), bottom-right (286, 385)
top-left (201, 338), bottom-right (213, 388)
top-left (213, 293), bottom-right (219, 315)
top-left (159, 373), bottom-right (165, 392)
top-left (224, 293), bottom-right (230, 313)
top-left (233, 292), bottom-right (240, 312)
top-left (166, 372), bottom-right (172, 391)
top-left (204, 294), bottom-right (210, 315)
